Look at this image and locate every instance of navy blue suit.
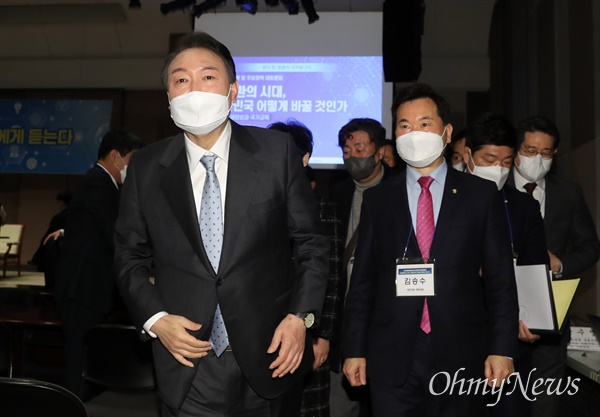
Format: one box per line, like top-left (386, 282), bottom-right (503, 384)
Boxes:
top-left (342, 167), bottom-right (519, 416)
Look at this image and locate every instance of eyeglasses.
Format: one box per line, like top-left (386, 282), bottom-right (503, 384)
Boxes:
top-left (519, 147), bottom-right (554, 160)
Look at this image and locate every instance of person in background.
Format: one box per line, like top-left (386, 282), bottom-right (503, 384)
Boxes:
top-left (447, 127), bottom-right (468, 171)
top-left (342, 83), bottom-right (518, 417)
top-left (30, 191), bottom-right (72, 290)
top-left (508, 115), bottom-right (600, 417)
top-left (462, 112), bottom-right (549, 416)
top-left (268, 118), bottom-right (317, 190)
top-left (382, 139), bottom-right (403, 175)
top-left (0, 203), bottom-right (6, 225)
top-left (269, 119), bottom-right (344, 417)
top-left (114, 32), bottom-right (329, 417)
top-left (329, 117), bottom-right (387, 417)
top-left (50, 129), bottom-right (144, 396)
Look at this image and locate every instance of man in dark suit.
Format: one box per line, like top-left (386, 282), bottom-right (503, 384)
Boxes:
top-left (53, 129), bottom-right (144, 395)
top-left (509, 115), bottom-right (600, 417)
top-left (114, 32), bottom-right (329, 417)
top-left (342, 84), bottom-right (519, 417)
top-left (462, 112), bottom-right (550, 416)
top-left (329, 118), bottom-right (387, 417)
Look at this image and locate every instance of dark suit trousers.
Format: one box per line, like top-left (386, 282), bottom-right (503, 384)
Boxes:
top-left (369, 331), bottom-right (485, 417)
top-left (57, 299), bottom-right (106, 397)
top-left (162, 350), bottom-right (303, 417)
top-left (530, 332), bottom-right (569, 417)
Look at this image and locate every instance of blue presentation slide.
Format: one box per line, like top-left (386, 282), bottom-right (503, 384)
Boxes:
top-left (0, 99), bottom-right (112, 174)
top-left (232, 56), bottom-right (383, 167)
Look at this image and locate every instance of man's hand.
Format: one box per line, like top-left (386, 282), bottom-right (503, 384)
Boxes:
top-left (43, 230), bottom-right (62, 245)
top-left (484, 355), bottom-right (514, 387)
top-left (343, 358), bottom-right (367, 387)
top-left (151, 314), bottom-right (211, 368)
top-left (267, 314), bottom-right (306, 378)
top-left (548, 250), bottom-right (562, 274)
top-left (518, 320), bottom-right (541, 343)
top-left (311, 337), bottom-right (330, 370)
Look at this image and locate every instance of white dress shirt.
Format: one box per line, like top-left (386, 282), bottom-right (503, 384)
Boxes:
top-left (143, 122), bottom-right (232, 336)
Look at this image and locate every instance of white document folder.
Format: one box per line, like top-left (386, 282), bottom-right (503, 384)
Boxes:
top-left (514, 264), bottom-right (580, 334)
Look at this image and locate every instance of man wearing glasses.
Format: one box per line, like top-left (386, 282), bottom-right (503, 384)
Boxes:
top-left (510, 115), bottom-right (600, 417)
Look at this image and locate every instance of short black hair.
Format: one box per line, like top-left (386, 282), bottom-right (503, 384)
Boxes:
top-left (162, 32), bottom-right (237, 88)
top-left (391, 83), bottom-right (451, 128)
top-left (451, 128), bottom-right (469, 145)
top-left (97, 129), bottom-right (144, 160)
top-left (56, 191), bottom-right (72, 206)
top-left (465, 112), bottom-right (517, 154)
top-left (268, 118), bottom-right (314, 156)
top-left (516, 115), bottom-right (560, 149)
top-left (338, 118), bottom-right (386, 149)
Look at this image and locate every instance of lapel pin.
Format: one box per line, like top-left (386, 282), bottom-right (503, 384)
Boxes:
top-left (452, 189), bottom-right (458, 194)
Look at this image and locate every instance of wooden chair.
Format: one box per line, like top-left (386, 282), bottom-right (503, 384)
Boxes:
top-left (0, 223), bottom-right (25, 278)
top-left (0, 376), bottom-right (88, 417)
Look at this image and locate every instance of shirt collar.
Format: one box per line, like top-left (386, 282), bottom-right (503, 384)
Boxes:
top-left (184, 121), bottom-right (232, 168)
top-left (513, 167), bottom-right (546, 192)
top-left (406, 159), bottom-right (448, 187)
top-left (96, 163), bottom-right (119, 189)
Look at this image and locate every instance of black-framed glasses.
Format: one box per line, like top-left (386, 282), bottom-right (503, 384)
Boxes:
top-left (519, 147), bottom-right (554, 160)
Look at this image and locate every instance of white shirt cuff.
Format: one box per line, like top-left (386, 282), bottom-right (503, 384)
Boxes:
top-left (143, 311), bottom-right (169, 338)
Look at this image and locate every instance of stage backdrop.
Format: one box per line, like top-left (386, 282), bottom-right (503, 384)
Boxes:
top-left (0, 99), bottom-right (112, 174)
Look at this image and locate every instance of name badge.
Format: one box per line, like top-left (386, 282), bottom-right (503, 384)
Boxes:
top-left (396, 260), bottom-right (436, 297)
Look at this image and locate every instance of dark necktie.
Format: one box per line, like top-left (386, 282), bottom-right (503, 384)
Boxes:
top-left (417, 176), bottom-right (434, 334)
top-left (524, 182), bottom-right (537, 196)
top-left (199, 154), bottom-right (228, 357)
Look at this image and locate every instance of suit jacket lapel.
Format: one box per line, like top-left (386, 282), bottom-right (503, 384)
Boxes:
top-left (159, 134), bottom-right (213, 274)
top-left (218, 122), bottom-right (262, 277)
top-left (430, 168), bottom-right (462, 258)
top-left (391, 172), bottom-right (421, 258)
top-left (542, 174), bottom-right (559, 230)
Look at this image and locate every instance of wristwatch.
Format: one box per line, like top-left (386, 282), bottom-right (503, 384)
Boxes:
top-left (293, 312), bottom-right (315, 329)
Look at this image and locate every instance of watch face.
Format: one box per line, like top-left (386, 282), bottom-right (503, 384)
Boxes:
top-left (305, 313), bottom-right (315, 328)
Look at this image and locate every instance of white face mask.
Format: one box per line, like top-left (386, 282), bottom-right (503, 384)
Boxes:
top-left (114, 154), bottom-right (127, 184)
top-left (516, 153), bottom-right (552, 182)
top-left (452, 161), bottom-right (465, 172)
top-left (169, 86), bottom-right (232, 135)
top-left (395, 127), bottom-right (447, 168)
top-left (467, 161), bottom-right (510, 190)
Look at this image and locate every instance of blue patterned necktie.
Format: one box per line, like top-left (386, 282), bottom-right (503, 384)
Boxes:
top-left (199, 154), bottom-right (228, 356)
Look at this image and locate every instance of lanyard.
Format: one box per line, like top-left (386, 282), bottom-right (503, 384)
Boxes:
top-left (501, 188), bottom-right (517, 259)
top-left (402, 223), bottom-right (436, 261)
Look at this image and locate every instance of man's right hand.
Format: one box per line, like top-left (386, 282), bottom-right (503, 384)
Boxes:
top-left (151, 314), bottom-right (212, 367)
top-left (343, 357), bottom-right (367, 387)
top-left (43, 230), bottom-right (62, 245)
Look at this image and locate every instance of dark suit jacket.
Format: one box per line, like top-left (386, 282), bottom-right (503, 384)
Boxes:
top-left (342, 168), bottom-right (519, 387)
top-left (114, 122), bottom-right (329, 408)
top-left (502, 185), bottom-right (549, 266)
top-left (328, 168), bottom-right (391, 372)
top-left (54, 165), bottom-right (120, 314)
top-left (508, 172), bottom-right (600, 278)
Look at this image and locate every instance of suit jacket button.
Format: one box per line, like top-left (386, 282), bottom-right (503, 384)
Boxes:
top-left (216, 278), bottom-right (223, 286)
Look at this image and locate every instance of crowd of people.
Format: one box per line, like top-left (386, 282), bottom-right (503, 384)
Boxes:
top-left (29, 32), bottom-right (599, 417)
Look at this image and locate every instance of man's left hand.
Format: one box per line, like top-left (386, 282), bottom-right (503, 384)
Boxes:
top-left (484, 355), bottom-right (514, 387)
top-left (267, 314), bottom-right (306, 378)
top-left (311, 337), bottom-right (330, 370)
top-left (548, 250), bottom-right (562, 274)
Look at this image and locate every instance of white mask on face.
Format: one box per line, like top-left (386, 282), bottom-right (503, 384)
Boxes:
top-left (453, 161), bottom-right (465, 172)
top-left (169, 86), bottom-right (232, 135)
top-left (467, 160), bottom-right (510, 190)
top-left (516, 153), bottom-right (553, 182)
top-left (395, 127), bottom-right (447, 168)
top-left (114, 154), bottom-right (127, 184)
